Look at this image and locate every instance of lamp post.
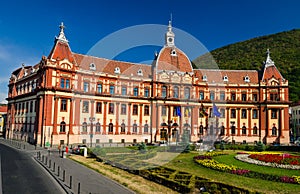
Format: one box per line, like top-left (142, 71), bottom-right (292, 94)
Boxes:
top-left (89, 117), bottom-right (95, 147)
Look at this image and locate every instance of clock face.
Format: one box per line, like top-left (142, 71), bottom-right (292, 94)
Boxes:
top-left (168, 37), bottom-right (173, 42)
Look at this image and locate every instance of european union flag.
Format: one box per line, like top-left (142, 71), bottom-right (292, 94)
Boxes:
top-left (176, 106), bottom-right (181, 117)
top-left (213, 103), bottom-right (221, 117)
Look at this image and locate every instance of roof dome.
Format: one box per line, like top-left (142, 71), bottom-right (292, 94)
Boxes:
top-left (155, 21), bottom-right (193, 73)
top-left (155, 47), bottom-right (193, 72)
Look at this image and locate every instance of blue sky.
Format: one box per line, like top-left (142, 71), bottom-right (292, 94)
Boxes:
top-left (0, 0), bottom-right (299, 103)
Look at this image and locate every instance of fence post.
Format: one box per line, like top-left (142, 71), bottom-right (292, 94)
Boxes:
top-left (78, 182), bottom-right (80, 194)
top-left (70, 176), bottom-right (72, 189)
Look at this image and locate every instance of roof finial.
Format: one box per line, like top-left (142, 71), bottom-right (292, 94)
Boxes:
top-left (265, 48), bottom-right (274, 67)
top-left (56, 22), bottom-right (68, 43)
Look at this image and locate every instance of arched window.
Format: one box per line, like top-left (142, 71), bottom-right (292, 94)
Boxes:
top-left (132, 124), bottom-right (138, 133)
top-left (144, 124), bottom-right (149, 133)
top-left (82, 122), bottom-right (87, 133)
top-left (209, 125), bottom-right (214, 135)
top-left (231, 125), bottom-right (236, 135)
top-left (184, 87), bottom-right (190, 99)
top-left (95, 122), bottom-right (101, 133)
top-left (253, 126), bottom-right (258, 135)
top-left (220, 126), bottom-right (225, 136)
top-left (162, 86), bottom-right (167, 98)
top-left (173, 86), bottom-right (179, 98)
top-left (60, 121), bottom-right (66, 132)
top-left (242, 126), bottom-right (247, 135)
top-left (121, 123), bottom-right (126, 133)
top-left (199, 125), bottom-right (204, 135)
top-left (272, 126), bottom-right (277, 136)
top-left (108, 123), bottom-right (113, 133)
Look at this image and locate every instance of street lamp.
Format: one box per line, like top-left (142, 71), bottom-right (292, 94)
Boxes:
top-left (89, 117), bottom-right (95, 147)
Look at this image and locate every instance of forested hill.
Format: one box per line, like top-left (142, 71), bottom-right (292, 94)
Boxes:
top-left (193, 29), bottom-right (300, 102)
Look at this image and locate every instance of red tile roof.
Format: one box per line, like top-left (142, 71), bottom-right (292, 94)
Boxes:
top-left (48, 41), bottom-right (76, 63)
top-left (73, 53), bottom-right (152, 78)
top-left (0, 105), bottom-right (7, 113)
top-left (262, 65), bottom-right (284, 81)
top-left (156, 47), bottom-right (193, 73)
top-left (194, 69), bottom-right (259, 84)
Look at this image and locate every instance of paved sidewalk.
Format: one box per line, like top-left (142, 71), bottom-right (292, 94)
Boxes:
top-left (0, 139), bottom-right (135, 194)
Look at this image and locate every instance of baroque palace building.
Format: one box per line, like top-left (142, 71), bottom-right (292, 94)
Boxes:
top-left (6, 22), bottom-right (290, 147)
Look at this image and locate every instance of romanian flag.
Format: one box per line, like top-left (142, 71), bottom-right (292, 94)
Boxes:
top-left (199, 103), bottom-right (208, 117)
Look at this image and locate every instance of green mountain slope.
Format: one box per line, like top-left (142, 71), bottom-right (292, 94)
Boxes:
top-left (193, 29), bottom-right (300, 102)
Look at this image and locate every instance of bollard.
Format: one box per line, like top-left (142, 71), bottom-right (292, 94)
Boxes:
top-left (45, 157), bottom-right (48, 165)
top-left (58, 166), bottom-right (60, 177)
top-left (42, 155), bottom-right (44, 163)
top-left (70, 176), bottom-right (72, 189)
top-left (63, 170), bottom-right (65, 182)
top-left (23, 144), bottom-right (25, 149)
top-left (49, 160), bottom-right (51, 168)
top-left (78, 182), bottom-right (80, 194)
top-left (53, 162), bottom-right (55, 172)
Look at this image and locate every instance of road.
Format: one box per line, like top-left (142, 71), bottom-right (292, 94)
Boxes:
top-left (0, 143), bottom-right (65, 194)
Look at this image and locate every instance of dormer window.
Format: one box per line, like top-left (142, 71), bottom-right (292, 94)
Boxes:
top-left (244, 76), bottom-right (250, 83)
top-left (114, 67), bottom-right (120, 74)
top-left (202, 75), bottom-right (207, 82)
top-left (170, 48), bottom-right (177, 56)
top-left (89, 63), bottom-right (96, 70)
top-left (223, 76), bottom-right (228, 82)
top-left (137, 69), bottom-right (143, 76)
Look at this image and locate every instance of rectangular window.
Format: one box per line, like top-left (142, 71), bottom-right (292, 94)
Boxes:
top-left (97, 83), bottom-right (102, 93)
top-left (133, 87), bottom-right (139, 96)
top-left (144, 105), bottom-right (150, 116)
top-left (271, 109), bottom-right (277, 119)
top-left (121, 86), bottom-right (127, 96)
top-left (96, 139), bottom-right (100, 144)
top-left (231, 92), bottom-right (236, 101)
top-left (26, 102), bottom-right (29, 113)
top-left (241, 109), bottom-right (247, 118)
top-left (121, 104), bottom-right (127, 115)
top-left (132, 105), bottom-right (138, 115)
top-left (253, 109), bottom-right (258, 119)
top-left (199, 91), bottom-right (204, 100)
top-left (82, 101), bottom-right (89, 113)
top-left (108, 103), bottom-right (114, 114)
top-left (66, 79), bottom-right (70, 89)
top-left (84, 82), bottom-right (89, 92)
top-left (184, 87), bottom-right (190, 99)
top-left (96, 102), bottom-right (102, 113)
top-left (210, 91), bottom-right (215, 101)
top-left (161, 106), bottom-right (167, 116)
top-left (220, 108), bottom-right (225, 118)
top-left (30, 101), bottom-right (33, 112)
top-left (231, 109), bottom-right (236, 118)
top-left (109, 85), bottom-right (115, 95)
top-left (61, 99), bottom-right (67, 111)
top-left (253, 93), bottom-right (258, 101)
top-left (220, 91), bottom-right (225, 101)
top-left (162, 86), bottom-right (167, 98)
top-left (242, 93), bottom-right (247, 101)
top-left (144, 88), bottom-right (149, 97)
top-left (60, 78), bottom-right (65, 88)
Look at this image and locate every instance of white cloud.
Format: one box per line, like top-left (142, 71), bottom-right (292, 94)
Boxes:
top-left (0, 92), bottom-right (7, 104)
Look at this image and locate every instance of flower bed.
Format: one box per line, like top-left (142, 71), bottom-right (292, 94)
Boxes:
top-left (194, 152), bottom-right (300, 185)
top-left (235, 154), bottom-right (300, 170)
top-left (249, 153), bottom-right (300, 166)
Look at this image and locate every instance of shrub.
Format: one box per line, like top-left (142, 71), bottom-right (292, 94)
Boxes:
top-left (255, 141), bottom-right (265, 152)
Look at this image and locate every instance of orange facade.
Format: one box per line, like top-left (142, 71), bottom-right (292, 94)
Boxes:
top-left (6, 23), bottom-right (290, 147)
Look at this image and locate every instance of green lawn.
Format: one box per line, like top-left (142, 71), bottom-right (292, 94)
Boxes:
top-left (213, 153), bottom-right (300, 177)
top-left (165, 151), bottom-right (300, 194)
